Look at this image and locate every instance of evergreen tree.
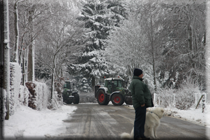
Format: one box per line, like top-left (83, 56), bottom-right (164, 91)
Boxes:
top-left (68, 0), bottom-right (126, 90)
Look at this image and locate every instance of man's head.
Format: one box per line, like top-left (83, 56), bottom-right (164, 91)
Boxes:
top-left (134, 68), bottom-right (143, 78)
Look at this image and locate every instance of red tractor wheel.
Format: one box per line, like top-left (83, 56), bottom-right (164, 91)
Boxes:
top-left (111, 94), bottom-right (124, 106)
top-left (97, 90), bottom-right (109, 105)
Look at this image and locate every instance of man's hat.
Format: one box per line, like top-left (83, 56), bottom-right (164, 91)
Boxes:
top-left (134, 68), bottom-right (143, 76)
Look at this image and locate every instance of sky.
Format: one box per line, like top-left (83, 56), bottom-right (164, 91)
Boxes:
top-left (3, 103), bottom-right (210, 139)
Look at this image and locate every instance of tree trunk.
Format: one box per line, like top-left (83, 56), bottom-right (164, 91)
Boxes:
top-left (188, 24), bottom-right (193, 51)
top-left (203, 32), bottom-right (206, 46)
top-left (13, 1), bottom-right (19, 63)
top-left (3, 0), bottom-right (10, 120)
top-left (51, 71), bottom-right (54, 100)
top-left (22, 52), bottom-right (26, 85)
top-left (92, 76), bottom-right (95, 92)
top-left (188, 24), bottom-right (196, 69)
top-left (27, 8), bottom-right (34, 82)
top-left (51, 55), bottom-right (56, 100)
top-left (150, 12), bottom-right (157, 92)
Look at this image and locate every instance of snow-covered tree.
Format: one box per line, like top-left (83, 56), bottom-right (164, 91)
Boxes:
top-left (68, 0), bottom-right (126, 90)
top-left (12, 0), bottom-right (22, 63)
top-left (104, 0), bottom-right (163, 90)
top-left (8, 0), bottom-right (52, 84)
top-left (77, 77), bottom-right (92, 93)
top-left (105, 0), bottom-right (206, 92)
top-left (35, 1), bottom-right (86, 100)
top-left (157, 1), bottom-right (206, 89)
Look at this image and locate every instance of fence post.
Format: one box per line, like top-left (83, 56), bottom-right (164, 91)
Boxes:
top-left (154, 93), bottom-right (156, 106)
top-left (158, 96), bottom-right (160, 106)
top-left (202, 93), bottom-right (206, 113)
top-left (173, 94), bottom-right (176, 107)
top-left (195, 93), bottom-right (198, 106)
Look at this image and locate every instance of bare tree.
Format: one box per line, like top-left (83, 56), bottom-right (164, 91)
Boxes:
top-left (12, 0), bottom-right (24, 63)
top-left (158, 1), bottom-right (206, 88)
top-left (105, 0), bottom-right (163, 90)
top-left (35, 2), bottom-right (86, 100)
top-left (11, 0), bottom-right (52, 84)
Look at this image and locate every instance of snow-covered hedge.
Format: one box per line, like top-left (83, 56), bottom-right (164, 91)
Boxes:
top-left (9, 63), bottom-right (22, 115)
top-left (155, 78), bottom-right (202, 110)
top-left (19, 85), bottom-right (29, 106)
top-left (25, 81), bottom-right (51, 110)
top-left (34, 81), bottom-right (51, 110)
top-left (5, 62), bottom-right (51, 118)
top-left (155, 88), bottom-right (176, 108)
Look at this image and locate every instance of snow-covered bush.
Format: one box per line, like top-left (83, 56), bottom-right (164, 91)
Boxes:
top-left (25, 81), bottom-right (51, 110)
top-left (157, 88), bottom-right (175, 108)
top-left (9, 63), bottom-right (21, 115)
top-left (48, 91), bottom-right (62, 110)
top-left (175, 78), bottom-right (200, 110)
top-left (19, 85), bottom-right (29, 106)
top-left (25, 82), bottom-right (37, 109)
top-left (157, 77), bottom-right (201, 110)
top-left (54, 77), bottom-right (65, 104)
top-left (34, 81), bottom-right (51, 110)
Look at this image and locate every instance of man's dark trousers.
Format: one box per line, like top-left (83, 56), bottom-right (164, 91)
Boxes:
top-left (134, 106), bottom-right (146, 140)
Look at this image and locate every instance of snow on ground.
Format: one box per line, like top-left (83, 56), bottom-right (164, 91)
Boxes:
top-left (205, 104), bottom-right (210, 139)
top-left (3, 105), bottom-right (77, 139)
top-left (164, 104), bottom-right (210, 139)
top-left (127, 104), bottom-right (209, 127)
top-left (128, 103), bottom-right (210, 138)
top-left (164, 105), bottom-right (208, 126)
top-left (3, 103), bottom-right (210, 139)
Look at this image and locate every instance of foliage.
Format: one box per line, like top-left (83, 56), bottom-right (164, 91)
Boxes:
top-left (105, 0), bottom-right (206, 91)
top-left (157, 1), bottom-right (206, 89)
top-left (34, 1), bottom-right (86, 98)
top-left (105, 0), bottom-right (162, 88)
top-left (158, 77), bottom-right (201, 110)
top-left (77, 77), bottom-right (92, 93)
top-left (175, 77), bottom-right (200, 110)
top-left (68, 0), bottom-right (127, 82)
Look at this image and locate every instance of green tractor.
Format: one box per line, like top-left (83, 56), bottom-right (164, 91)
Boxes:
top-left (62, 81), bottom-right (80, 104)
top-left (95, 77), bottom-right (132, 106)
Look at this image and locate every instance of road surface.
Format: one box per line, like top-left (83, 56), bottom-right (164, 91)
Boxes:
top-left (61, 103), bottom-right (206, 140)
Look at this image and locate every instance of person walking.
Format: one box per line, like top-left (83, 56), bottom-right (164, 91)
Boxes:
top-left (129, 68), bottom-right (153, 140)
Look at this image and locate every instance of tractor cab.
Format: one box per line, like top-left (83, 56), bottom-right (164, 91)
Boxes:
top-left (62, 81), bottom-right (79, 104)
top-left (104, 78), bottom-right (126, 93)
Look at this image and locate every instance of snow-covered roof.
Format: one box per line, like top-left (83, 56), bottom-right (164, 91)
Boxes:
top-left (104, 77), bottom-right (124, 81)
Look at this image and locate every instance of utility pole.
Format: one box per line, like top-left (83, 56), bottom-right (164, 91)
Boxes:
top-left (4, 0), bottom-right (10, 120)
top-left (0, 0), bottom-right (4, 138)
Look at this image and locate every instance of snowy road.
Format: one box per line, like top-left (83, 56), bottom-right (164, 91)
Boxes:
top-left (60, 103), bottom-right (206, 140)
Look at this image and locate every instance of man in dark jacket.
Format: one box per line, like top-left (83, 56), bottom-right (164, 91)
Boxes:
top-left (129, 68), bottom-right (153, 140)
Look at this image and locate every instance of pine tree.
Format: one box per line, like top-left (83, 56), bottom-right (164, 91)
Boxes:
top-left (68, 0), bottom-right (126, 90)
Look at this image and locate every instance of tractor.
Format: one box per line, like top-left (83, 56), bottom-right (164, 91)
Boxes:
top-left (62, 81), bottom-right (80, 104)
top-left (95, 77), bottom-right (132, 106)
